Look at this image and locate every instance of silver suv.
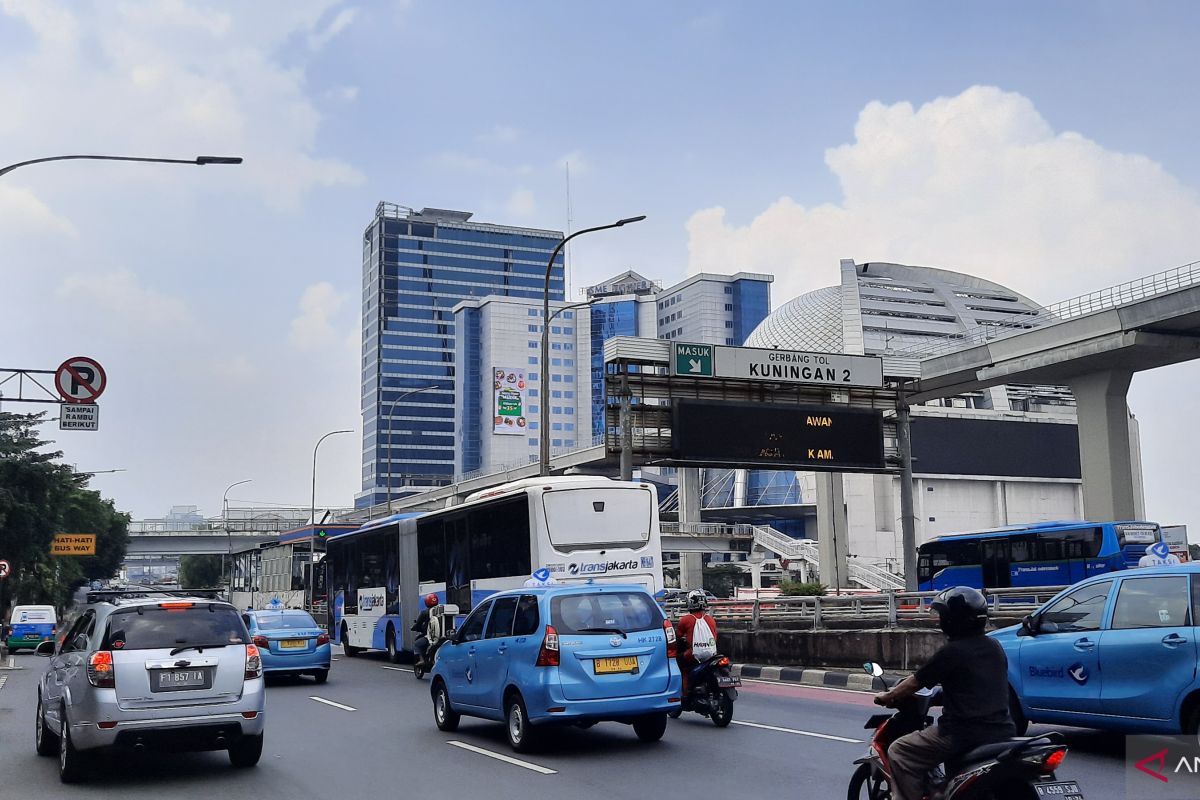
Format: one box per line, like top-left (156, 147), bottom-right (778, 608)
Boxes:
top-left (34, 591), bottom-right (266, 783)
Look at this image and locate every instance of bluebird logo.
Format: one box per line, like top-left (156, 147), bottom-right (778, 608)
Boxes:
top-left (1150, 541), bottom-right (1171, 559)
top-left (1068, 663), bottom-right (1089, 685)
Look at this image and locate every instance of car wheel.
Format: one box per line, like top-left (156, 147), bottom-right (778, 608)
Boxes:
top-left (505, 693), bottom-right (538, 753)
top-left (633, 712), bottom-right (667, 742)
top-left (386, 626), bottom-right (399, 664)
top-left (313, 669), bottom-right (329, 684)
top-left (710, 691), bottom-right (734, 728)
top-left (433, 681), bottom-right (460, 732)
top-left (341, 625), bottom-right (359, 657)
top-left (35, 694), bottom-right (59, 756)
top-left (58, 706), bottom-right (86, 784)
top-left (1009, 690), bottom-right (1029, 737)
top-left (228, 733), bottom-right (264, 768)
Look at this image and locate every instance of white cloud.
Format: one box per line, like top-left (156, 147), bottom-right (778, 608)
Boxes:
top-left (289, 281), bottom-right (348, 351)
top-left (0, 184), bottom-right (77, 237)
top-left (505, 187), bottom-right (537, 219)
top-left (57, 269), bottom-right (191, 332)
top-left (429, 151), bottom-right (533, 176)
top-left (686, 86), bottom-right (1200, 306)
top-left (477, 124), bottom-right (520, 145)
top-left (308, 6), bottom-right (358, 50)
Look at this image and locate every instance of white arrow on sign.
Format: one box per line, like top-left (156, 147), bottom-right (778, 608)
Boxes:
top-left (0, 559), bottom-right (10, 579)
top-left (688, 359), bottom-right (703, 373)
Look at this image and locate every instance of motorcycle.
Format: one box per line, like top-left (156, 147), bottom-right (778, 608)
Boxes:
top-left (849, 662), bottom-right (1083, 800)
top-left (668, 652), bottom-right (740, 727)
top-left (413, 603), bottom-right (458, 680)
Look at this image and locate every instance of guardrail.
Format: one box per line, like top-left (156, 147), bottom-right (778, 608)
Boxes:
top-left (664, 585), bottom-right (1067, 630)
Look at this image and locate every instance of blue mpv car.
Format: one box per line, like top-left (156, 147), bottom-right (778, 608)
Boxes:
top-left (992, 563), bottom-right (1200, 735)
top-left (430, 584), bottom-right (681, 751)
top-left (243, 609), bottom-right (331, 683)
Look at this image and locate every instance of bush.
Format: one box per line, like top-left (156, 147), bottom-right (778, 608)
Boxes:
top-left (779, 580), bottom-right (827, 596)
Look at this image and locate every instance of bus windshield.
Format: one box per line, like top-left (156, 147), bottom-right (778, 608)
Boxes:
top-left (542, 488), bottom-right (653, 552)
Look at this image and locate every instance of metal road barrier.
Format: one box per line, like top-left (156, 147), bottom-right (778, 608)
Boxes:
top-left (664, 585), bottom-right (1067, 630)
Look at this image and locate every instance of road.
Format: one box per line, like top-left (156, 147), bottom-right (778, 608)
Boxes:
top-left (0, 647), bottom-right (1131, 798)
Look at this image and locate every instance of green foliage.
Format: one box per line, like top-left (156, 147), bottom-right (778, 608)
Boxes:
top-left (778, 579), bottom-right (828, 596)
top-left (0, 412), bottom-right (129, 617)
top-left (1190, 544), bottom-right (1199, 562)
top-left (179, 555), bottom-right (225, 589)
top-left (702, 563), bottom-right (746, 599)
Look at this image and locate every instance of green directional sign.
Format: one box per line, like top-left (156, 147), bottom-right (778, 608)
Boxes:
top-left (672, 342), bottom-right (714, 377)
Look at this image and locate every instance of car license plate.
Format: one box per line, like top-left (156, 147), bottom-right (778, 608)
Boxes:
top-left (1034, 782), bottom-right (1083, 799)
top-left (280, 639), bottom-right (306, 649)
top-left (593, 656), bottom-right (639, 675)
top-left (716, 675), bottom-right (741, 688)
top-left (152, 668), bottom-right (211, 692)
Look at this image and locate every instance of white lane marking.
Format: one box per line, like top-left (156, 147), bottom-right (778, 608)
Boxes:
top-left (740, 677), bottom-right (872, 695)
top-left (381, 665), bottom-right (414, 673)
top-left (447, 741), bottom-right (557, 775)
top-left (730, 719), bottom-right (861, 743)
top-left (309, 696), bottom-right (357, 712)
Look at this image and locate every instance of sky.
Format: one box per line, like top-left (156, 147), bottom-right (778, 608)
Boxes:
top-left (2, 1), bottom-right (1199, 536)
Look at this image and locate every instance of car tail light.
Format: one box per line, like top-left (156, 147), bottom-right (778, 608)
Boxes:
top-left (536, 625), bottom-right (560, 667)
top-left (316, 632), bottom-right (330, 646)
top-left (663, 619), bottom-right (677, 659)
top-left (252, 635), bottom-right (269, 648)
top-left (244, 643), bottom-right (262, 679)
top-left (87, 651), bottom-right (115, 688)
top-left (1043, 749), bottom-right (1067, 773)
top-left (160, 602), bottom-right (194, 610)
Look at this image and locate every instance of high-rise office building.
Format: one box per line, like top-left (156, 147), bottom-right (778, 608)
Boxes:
top-left (358, 203), bottom-right (563, 508)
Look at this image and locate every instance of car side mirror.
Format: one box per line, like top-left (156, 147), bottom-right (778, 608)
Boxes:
top-left (1018, 615), bottom-right (1036, 637)
top-left (35, 640), bottom-right (56, 657)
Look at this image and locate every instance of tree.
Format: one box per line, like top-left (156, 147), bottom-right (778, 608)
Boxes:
top-left (178, 555), bottom-right (224, 589)
top-left (779, 580), bottom-right (828, 596)
top-left (0, 412), bottom-right (129, 617)
top-left (703, 564), bottom-right (746, 599)
top-left (1190, 544), bottom-right (1200, 562)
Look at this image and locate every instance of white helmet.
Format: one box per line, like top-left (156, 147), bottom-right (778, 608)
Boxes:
top-left (686, 589), bottom-right (707, 612)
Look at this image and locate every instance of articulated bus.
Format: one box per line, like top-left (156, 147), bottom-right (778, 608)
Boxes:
top-left (327, 476), bottom-right (664, 659)
top-left (917, 520), bottom-right (1163, 591)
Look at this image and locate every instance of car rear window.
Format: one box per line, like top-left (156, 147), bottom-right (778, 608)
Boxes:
top-left (254, 613), bottom-right (317, 630)
top-left (103, 605), bottom-right (248, 651)
top-left (551, 592), bottom-right (663, 635)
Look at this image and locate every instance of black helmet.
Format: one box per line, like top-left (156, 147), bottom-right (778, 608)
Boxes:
top-left (686, 590), bottom-right (708, 612)
top-left (930, 586), bottom-right (988, 637)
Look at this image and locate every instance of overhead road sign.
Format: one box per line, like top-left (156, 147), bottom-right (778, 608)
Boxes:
top-left (55, 356), bottom-right (106, 403)
top-left (668, 342), bottom-right (883, 388)
top-left (670, 399), bottom-right (886, 471)
top-left (671, 343), bottom-right (713, 377)
top-left (51, 534), bottom-right (96, 556)
top-left (59, 403), bottom-right (99, 431)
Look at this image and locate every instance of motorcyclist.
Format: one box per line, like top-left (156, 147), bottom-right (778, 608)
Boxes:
top-left (674, 590), bottom-right (719, 695)
top-left (411, 593), bottom-right (438, 664)
top-left (874, 586), bottom-right (1016, 800)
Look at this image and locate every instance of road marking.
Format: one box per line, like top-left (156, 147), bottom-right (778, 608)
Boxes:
top-left (0, 675), bottom-right (7, 691)
top-left (447, 741), bottom-right (557, 774)
top-left (381, 665), bottom-right (414, 673)
top-left (730, 719), bottom-right (861, 743)
top-left (309, 696), bottom-right (356, 712)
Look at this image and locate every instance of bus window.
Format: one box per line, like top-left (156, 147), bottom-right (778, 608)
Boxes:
top-left (417, 520), bottom-right (446, 584)
top-left (468, 497), bottom-right (530, 580)
top-left (917, 539), bottom-right (981, 586)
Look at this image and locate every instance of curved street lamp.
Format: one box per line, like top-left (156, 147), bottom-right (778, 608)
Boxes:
top-left (0, 154), bottom-right (243, 178)
top-left (380, 382), bottom-right (449, 513)
top-left (539, 215), bottom-right (646, 475)
top-left (223, 479), bottom-right (252, 589)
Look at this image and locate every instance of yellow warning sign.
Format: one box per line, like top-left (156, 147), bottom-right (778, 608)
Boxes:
top-left (51, 534), bottom-right (96, 556)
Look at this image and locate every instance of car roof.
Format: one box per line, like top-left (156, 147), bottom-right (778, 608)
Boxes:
top-left (247, 608), bottom-right (312, 615)
top-left (1064, 562), bottom-right (1200, 591)
top-left (488, 583), bottom-right (653, 599)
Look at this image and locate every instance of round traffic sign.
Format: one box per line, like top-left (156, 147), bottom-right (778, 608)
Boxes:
top-left (55, 356), bottom-right (107, 404)
top-left (0, 559), bottom-right (10, 579)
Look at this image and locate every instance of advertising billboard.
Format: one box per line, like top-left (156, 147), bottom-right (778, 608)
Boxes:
top-left (493, 367), bottom-right (528, 436)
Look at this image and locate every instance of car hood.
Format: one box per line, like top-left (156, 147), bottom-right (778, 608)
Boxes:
top-left (988, 624), bottom-right (1021, 648)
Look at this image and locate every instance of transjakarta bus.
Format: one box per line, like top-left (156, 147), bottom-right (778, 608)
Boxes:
top-left (917, 520), bottom-right (1163, 591)
top-left (327, 476), bottom-right (663, 659)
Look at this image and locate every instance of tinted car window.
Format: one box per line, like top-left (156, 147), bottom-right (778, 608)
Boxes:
top-left (485, 596), bottom-right (518, 639)
top-left (1111, 576), bottom-right (1191, 629)
top-left (513, 595), bottom-right (539, 636)
top-left (1039, 581), bottom-right (1112, 633)
top-left (456, 601), bottom-right (490, 643)
top-left (103, 606), bottom-right (249, 651)
top-left (552, 592), bottom-right (662, 635)
top-left (254, 612), bottom-right (318, 630)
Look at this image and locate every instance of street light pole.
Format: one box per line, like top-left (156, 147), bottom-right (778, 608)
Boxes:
top-left (309, 429), bottom-right (352, 612)
top-left (0, 154), bottom-right (243, 178)
top-left (381, 383), bottom-right (446, 514)
top-left (539, 215), bottom-right (646, 476)
top-left (223, 479), bottom-right (252, 592)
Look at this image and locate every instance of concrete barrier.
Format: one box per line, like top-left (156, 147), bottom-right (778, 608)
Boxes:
top-left (719, 627), bottom-right (945, 671)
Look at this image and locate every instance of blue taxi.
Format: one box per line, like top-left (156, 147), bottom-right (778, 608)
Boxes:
top-left (242, 609), bottom-right (331, 683)
top-left (991, 562), bottom-right (1200, 735)
top-left (429, 583), bottom-right (681, 752)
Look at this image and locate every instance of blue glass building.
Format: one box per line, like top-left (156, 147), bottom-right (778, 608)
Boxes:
top-left (357, 204), bottom-right (563, 508)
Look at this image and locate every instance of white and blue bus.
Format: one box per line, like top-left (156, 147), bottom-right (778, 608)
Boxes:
top-left (917, 520), bottom-right (1163, 591)
top-left (327, 476), bottom-right (664, 660)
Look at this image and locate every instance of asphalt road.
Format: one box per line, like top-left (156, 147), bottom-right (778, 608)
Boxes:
top-left (0, 647), bottom-right (1133, 798)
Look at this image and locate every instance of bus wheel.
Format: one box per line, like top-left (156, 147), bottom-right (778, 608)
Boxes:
top-left (341, 625), bottom-right (359, 657)
top-left (386, 626), bottom-right (399, 664)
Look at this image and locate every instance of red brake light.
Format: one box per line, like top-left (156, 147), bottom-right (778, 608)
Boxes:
top-left (663, 619), bottom-right (677, 659)
top-left (87, 651), bottom-right (115, 688)
top-left (252, 635), bottom-right (269, 648)
top-left (717, 656), bottom-right (730, 668)
top-left (160, 602), bottom-right (194, 610)
top-left (1043, 749), bottom-right (1067, 772)
top-left (536, 625), bottom-right (560, 667)
top-left (244, 643), bottom-right (262, 679)
top-left (316, 632), bottom-right (330, 646)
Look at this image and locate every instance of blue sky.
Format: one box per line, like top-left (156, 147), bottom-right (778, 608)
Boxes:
top-left (2, 1), bottom-right (1199, 536)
